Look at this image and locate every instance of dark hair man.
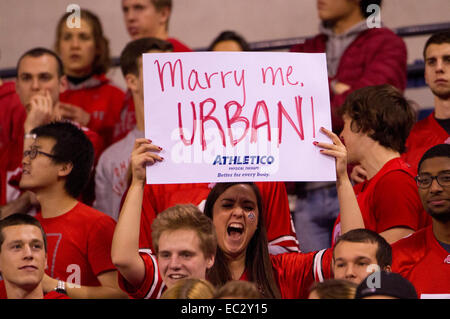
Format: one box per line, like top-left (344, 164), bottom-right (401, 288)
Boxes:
top-left (12, 121), bottom-right (127, 299)
top-left (392, 144), bottom-right (450, 298)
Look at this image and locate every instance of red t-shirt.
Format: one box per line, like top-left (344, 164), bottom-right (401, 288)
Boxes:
top-left (60, 74), bottom-right (125, 148)
top-left (136, 182), bottom-right (299, 253)
top-left (35, 202), bottom-right (117, 286)
top-left (402, 112), bottom-right (450, 173)
top-left (392, 225), bottom-right (450, 298)
top-left (332, 158), bottom-right (431, 245)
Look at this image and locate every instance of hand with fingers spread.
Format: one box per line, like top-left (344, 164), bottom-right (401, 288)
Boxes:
top-left (24, 90), bottom-right (54, 133)
top-left (130, 138), bottom-right (164, 185)
top-left (59, 102), bottom-right (91, 127)
top-left (314, 127), bottom-right (349, 181)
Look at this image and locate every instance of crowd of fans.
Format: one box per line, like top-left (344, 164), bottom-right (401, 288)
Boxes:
top-left (0, 0), bottom-right (449, 300)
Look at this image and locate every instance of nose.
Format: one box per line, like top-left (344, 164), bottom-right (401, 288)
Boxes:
top-left (435, 59), bottom-right (444, 73)
top-left (344, 264), bottom-right (356, 280)
top-left (125, 9), bottom-right (136, 22)
top-left (430, 177), bottom-right (444, 193)
top-left (22, 244), bottom-right (33, 259)
top-left (70, 36), bottom-right (80, 48)
top-left (231, 207), bottom-right (245, 219)
top-left (30, 77), bottom-right (40, 91)
top-left (168, 255), bottom-right (181, 269)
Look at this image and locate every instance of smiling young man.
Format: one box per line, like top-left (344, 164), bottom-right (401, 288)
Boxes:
top-left (0, 214), bottom-right (68, 299)
top-left (392, 144), bottom-right (450, 298)
top-left (14, 121), bottom-right (127, 299)
top-left (111, 139), bottom-right (216, 298)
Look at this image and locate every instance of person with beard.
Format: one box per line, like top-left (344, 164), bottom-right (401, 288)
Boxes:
top-left (391, 144), bottom-right (450, 298)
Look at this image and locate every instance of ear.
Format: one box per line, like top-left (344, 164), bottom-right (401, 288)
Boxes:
top-left (206, 255), bottom-right (215, 270)
top-left (125, 73), bottom-right (139, 93)
top-left (58, 162), bottom-right (73, 178)
top-left (158, 6), bottom-right (171, 26)
top-left (59, 75), bottom-right (68, 93)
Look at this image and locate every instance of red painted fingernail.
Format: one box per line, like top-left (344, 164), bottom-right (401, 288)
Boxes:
top-left (158, 147), bottom-right (163, 151)
top-left (313, 141), bottom-right (318, 145)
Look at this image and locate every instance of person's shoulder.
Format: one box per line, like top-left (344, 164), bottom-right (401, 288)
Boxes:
top-left (392, 226), bottom-right (428, 252)
top-left (98, 131), bottom-right (134, 160)
top-left (73, 202), bottom-right (116, 222)
top-left (167, 38), bottom-right (192, 52)
top-left (360, 27), bottom-right (404, 45)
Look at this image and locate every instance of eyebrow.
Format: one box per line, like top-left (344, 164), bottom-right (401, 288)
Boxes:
top-left (419, 170), bottom-right (450, 175)
top-left (334, 256), bottom-right (372, 262)
top-left (8, 239), bottom-right (44, 246)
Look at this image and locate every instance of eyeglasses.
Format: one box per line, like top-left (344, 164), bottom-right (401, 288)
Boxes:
top-left (23, 147), bottom-right (59, 160)
top-left (415, 173), bottom-right (450, 189)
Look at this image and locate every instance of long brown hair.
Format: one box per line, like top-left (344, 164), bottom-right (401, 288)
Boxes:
top-left (54, 8), bottom-right (111, 75)
top-left (203, 182), bottom-right (281, 299)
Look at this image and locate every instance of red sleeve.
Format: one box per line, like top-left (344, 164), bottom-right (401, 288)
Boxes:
top-left (87, 215), bottom-right (117, 276)
top-left (256, 182), bottom-right (300, 253)
top-left (270, 248), bottom-right (332, 299)
top-left (373, 171), bottom-right (428, 233)
top-left (118, 250), bottom-right (164, 299)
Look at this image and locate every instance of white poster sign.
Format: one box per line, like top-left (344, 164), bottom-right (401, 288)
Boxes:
top-left (143, 52), bottom-right (335, 184)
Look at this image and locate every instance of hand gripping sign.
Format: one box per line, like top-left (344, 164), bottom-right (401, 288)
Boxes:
top-left (143, 52), bottom-right (335, 184)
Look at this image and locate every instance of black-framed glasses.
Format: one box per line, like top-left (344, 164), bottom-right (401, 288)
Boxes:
top-left (23, 147), bottom-right (59, 160)
top-left (415, 173), bottom-right (450, 189)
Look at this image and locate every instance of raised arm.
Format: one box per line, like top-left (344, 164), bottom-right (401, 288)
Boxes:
top-left (314, 127), bottom-right (364, 234)
top-left (111, 138), bottom-right (163, 287)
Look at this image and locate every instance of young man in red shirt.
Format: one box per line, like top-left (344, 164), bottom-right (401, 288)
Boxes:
top-left (316, 85), bottom-right (431, 245)
top-left (289, 0), bottom-right (407, 253)
top-left (11, 121), bottom-right (126, 299)
top-left (0, 48), bottom-right (104, 216)
top-left (392, 144), bottom-right (450, 298)
top-left (402, 31), bottom-right (450, 172)
top-left (0, 214), bottom-right (68, 299)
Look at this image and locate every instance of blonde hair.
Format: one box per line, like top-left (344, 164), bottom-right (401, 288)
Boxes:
top-left (215, 280), bottom-right (261, 299)
top-left (309, 279), bottom-right (357, 299)
top-left (160, 278), bottom-right (216, 299)
top-left (151, 204), bottom-right (217, 259)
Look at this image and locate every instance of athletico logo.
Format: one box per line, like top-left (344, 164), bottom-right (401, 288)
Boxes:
top-left (212, 155), bottom-right (275, 165)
